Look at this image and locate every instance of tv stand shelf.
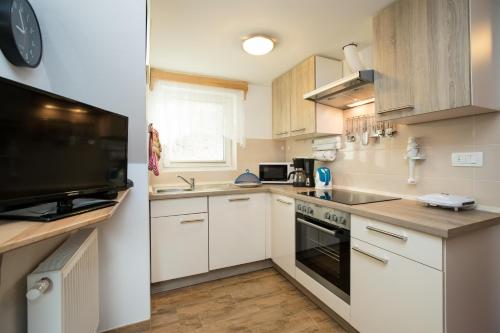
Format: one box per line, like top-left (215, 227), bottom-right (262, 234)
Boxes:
top-left (0, 189), bottom-right (130, 254)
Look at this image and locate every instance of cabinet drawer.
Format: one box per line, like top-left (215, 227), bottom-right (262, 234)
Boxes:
top-left (150, 213), bottom-right (208, 282)
top-left (351, 215), bottom-right (442, 270)
top-left (150, 197), bottom-right (207, 217)
top-left (351, 239), bottom-right (443, 333)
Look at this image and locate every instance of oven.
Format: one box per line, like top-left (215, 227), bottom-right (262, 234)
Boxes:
top-left (259, 162), bottom-right (293, 184)
top-left (295, 200), bottom-right (350, 303)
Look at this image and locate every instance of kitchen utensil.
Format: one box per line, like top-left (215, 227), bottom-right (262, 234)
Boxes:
top-left (369, 116), bottom-right (379, 138)
top-left (385, 121), bottom-right (397, 137)
top-left (362, 117), bottom-right (369, 145)
top-left (376, 121), bottom-right (385, 137)
top-left (234, 169), bottom-right (262, 187)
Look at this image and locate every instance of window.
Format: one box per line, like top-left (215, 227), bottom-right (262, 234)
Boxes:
top-left (148, 81), bottom-right (245, 171)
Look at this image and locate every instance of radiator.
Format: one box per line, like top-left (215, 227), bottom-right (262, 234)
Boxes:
top-left (27, 229), bottom-right (99, 333)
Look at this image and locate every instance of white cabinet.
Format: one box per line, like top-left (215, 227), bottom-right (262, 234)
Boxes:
top-left (209, 193), bottom-right (267, 270)
top-left (270, 194), bottom-right (295, 278)
top-left (351, 238), bottom-right (443, 333)
top-left (352, 215), bottom-right (442, 270)
top-left (151, 213), bottom-right (208, 283)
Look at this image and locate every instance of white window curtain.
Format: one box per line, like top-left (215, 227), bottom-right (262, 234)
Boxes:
top-left (148, 81), bottom-right (246, 154)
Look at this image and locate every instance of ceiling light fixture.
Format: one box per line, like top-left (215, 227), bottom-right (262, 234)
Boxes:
top-left (346, 97), bottom-right (375, 108)
top-left (242, 35), bottom-right (275, 56)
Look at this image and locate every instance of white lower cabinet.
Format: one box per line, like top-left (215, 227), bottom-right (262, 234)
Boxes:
top-left (270, 194), bottom-right (296, 278)
top-left (351, 238), bottom-right (443, 333)
top-left (151, 213), bottom-right (209, 283)
top-left (209, 193), bottom-right (267, 270)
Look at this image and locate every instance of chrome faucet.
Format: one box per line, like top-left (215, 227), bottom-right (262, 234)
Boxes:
top-left (177, 175), bottom-right (195, 191)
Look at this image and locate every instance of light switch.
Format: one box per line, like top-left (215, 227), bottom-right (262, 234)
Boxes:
top-left (452, 152), bottom-right (483, 167)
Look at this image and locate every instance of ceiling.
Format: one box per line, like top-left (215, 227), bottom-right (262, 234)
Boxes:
top-left (149, 0), bottom-right (394, 85)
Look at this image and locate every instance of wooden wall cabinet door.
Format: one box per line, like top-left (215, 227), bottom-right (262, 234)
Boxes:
top-left (272, 71), bottom-right (291, 139)
top-left (270, 194), bottom-right (295, 278)
top-left (373, 0), bottom-right (414, 115)
top-left (272, 56), bottom-right (343, 139)
top-left (290, 57), bottom-right (316, 136)
top-left (374, 0), bottom-right (499, 124)
top-left (410, 0), bottom-right (470, 114)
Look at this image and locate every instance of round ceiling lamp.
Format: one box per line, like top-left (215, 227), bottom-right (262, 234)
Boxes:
top-left (242, 35), bottom-right (275, 56)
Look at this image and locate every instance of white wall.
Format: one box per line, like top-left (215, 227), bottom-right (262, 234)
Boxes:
top-left (244, 84), bottom-right (273, 139)
top-left (0, 0), bottom-right (150, 332)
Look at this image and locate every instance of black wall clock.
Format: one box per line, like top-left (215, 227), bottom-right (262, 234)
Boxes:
top-left (0, 0), bottom-right (42, 68)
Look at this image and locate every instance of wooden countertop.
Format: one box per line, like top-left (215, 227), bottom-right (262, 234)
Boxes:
top-left (150, 185), bottom-right (500, 238)
top-left (0, 189), bottom-right (130, 254)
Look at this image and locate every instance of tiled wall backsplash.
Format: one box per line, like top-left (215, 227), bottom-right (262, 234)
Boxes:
top-left (286, 104), bottom-right (500, 209)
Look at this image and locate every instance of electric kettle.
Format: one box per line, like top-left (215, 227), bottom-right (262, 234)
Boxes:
top-left (315, 167), bottom-right (332, 190)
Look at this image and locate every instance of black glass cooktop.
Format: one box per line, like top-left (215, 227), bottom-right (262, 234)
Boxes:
top-left (299, 189), bottom-right (400, 205)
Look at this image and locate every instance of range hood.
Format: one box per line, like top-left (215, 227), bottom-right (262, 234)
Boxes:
top-left (303, 69), bottom-right (374, 110)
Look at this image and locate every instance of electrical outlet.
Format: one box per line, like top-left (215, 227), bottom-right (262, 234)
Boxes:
top-left (451, 152), bottom-right (483, 167)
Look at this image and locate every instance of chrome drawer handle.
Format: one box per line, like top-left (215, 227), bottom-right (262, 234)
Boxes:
top-left (352, 246), bottom-right (388, 264)
top-left (275, 131), bottom-right (289, 135)
top-left (228, 197), bottom-right (250, 202)
top-left (291, 128), bottom-right (306, 132)
top-left (366, 225), bottom-right (408, 241)
top-left (296, 218), bottom-right (337, 236)
top-left (276, 199), bottom-right (292, 205)
top-left (180, 219), bottom-right (204, 224)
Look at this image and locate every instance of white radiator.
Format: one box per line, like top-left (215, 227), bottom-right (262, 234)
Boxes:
top-left (27, 229), bottom-right (99, 333)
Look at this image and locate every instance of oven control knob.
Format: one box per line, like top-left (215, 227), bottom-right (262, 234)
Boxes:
top-left (308, 207), bottom-right (314, 215)
top-left (301, 206), bottom-right (308, 213)
top-left (297, 204), bottom-right (302, 211)
top-left (325, 212), bottom-right (331, 220)
top-left (331, 214), bottom-right (338, 222)
top-left (338, 217), bottom-right (346, 225)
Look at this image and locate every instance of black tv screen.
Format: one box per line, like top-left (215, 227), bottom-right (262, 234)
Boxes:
top-left (0, 77), bottom-right (128, 212)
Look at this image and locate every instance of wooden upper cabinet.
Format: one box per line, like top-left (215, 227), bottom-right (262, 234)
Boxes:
top-left (290, 57), bottom-right (316, 135)
top-left (272, 56), bottom-right (343, 139)
top-left (373, 0), bottom-right (414, 114)
top-left (374, 0), bottom-right (500, 124)
top-left (272, 71), bottom-right (291, 138)
top-left (411, 0), bottom-right (470, 113)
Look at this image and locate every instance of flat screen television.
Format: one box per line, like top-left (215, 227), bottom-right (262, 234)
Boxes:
top-left (0, 76), bottom-right (129, 221)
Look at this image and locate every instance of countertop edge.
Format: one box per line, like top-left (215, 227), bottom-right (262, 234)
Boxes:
top-left (149, 186), bottom-right (500, 239)
top-left (0, 189), bottom-right (131, 254)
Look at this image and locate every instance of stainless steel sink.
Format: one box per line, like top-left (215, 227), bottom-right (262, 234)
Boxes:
top-left (155, 188), bottom-right (193, 194)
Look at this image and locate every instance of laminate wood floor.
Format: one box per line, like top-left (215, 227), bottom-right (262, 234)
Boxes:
top-left (147, 268), bottom-right (346, 333)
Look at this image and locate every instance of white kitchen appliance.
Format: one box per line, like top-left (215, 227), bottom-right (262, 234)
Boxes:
top-left (417, 193), bottom-right (476, 211)
top-left (259, 162), bottom-right (294, 184)
top-left (315, 167), bottom-right (333, 190)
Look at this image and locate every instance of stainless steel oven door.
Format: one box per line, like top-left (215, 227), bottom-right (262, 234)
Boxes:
top-left (296, 214), bottom-right (350, 303)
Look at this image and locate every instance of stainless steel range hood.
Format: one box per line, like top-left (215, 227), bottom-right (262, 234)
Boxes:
top-left (303, 70), bottom-right (374, 110)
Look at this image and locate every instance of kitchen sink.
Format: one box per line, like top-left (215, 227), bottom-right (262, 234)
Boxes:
top-left (153, 183), bottom-right (236, 194)
top-left (155, 188), bottom-right (193, 194)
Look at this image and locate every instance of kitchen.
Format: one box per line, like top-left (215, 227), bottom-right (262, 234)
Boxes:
top-left (144, 0), bottom-right (500, 333)
top-left (1, 0), bottom-right (498, 332)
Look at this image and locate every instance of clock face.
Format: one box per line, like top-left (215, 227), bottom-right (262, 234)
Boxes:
top-left (10, 0), bottom-right (41, 67)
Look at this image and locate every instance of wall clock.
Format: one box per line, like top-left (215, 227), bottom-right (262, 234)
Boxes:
top-left (0, 0), bottom-right (42, 68)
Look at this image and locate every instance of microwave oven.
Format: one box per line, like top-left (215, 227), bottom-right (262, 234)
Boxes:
top-left (259, 162), bottom-right (294, 184)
